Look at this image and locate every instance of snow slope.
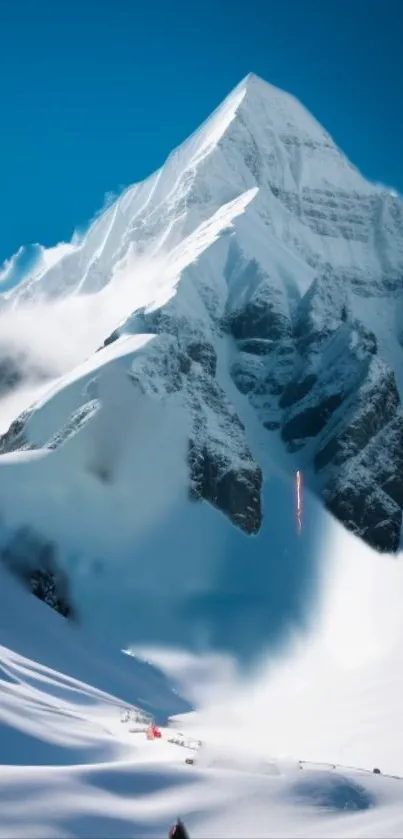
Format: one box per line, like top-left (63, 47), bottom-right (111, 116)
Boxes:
top-left (1, 491), bottom-right (403, 838)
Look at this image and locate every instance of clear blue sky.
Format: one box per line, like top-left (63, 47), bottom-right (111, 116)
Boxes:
top-left (1, 0), bottom-right (402, 265)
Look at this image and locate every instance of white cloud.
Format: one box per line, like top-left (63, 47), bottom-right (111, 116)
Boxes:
top-left (0, 253), bottom-right (165, 431)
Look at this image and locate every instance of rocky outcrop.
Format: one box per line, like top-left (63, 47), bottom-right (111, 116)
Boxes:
top-left (358, 412), bottom-right (403, 508)
top-left (225, 249), bottom-right (293, 345)
top-left (188, 368), bottom-right (262, 534)
top-left (313, 362), bottom-right (399, 473)
top-left (323, 409), bottom-right (403, 551)
top-left (187, 340), bottom-right (217, 377)
top-left (29, 568), bottom-right (73, 618)
top-left (230, 353), bottom-right (266, 395)
top-left (0, 527), bottom-right (74, 617)
top-left (189, 440), bottom-right (262, 534)
top-left (228, 294), bottom-right (290, 342)
top-left (323, 465), bottom-right (401, 553)
top-left (0, 412), bottom-right (33, 454)
top-left (225, 246), bottom-right (298, 439)
top-left (112, 303), bottom-right (264, 536)
top-left (280, 323), bottom-right (385, 451)
top-left (292, 267), bottom-right (349, 355)
top-left (228, 258), bottom-right (403, 551)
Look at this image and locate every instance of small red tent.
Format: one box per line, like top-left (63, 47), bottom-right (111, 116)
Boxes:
top-left (146, 722), bottom-right (162, 740)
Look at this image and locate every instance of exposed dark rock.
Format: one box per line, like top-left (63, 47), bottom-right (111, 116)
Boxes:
top-left (293, 268), bottom-right (349, 355)
top-left (314, 367), bottom-right (400, 472)
top-left (349, 411), bottom-right (403, 509)
top-left (230, 363), bottom-right (257, 394)
top-left (260, 372), bottom-right (285, 398)
top-left (29, 569), bottom-right (73, 618)
top-left (106, 307), bottom-right (217, 379)
top-left (178, 352), bottom-right (192, 375)
top-left (217, 241), bottom-right (403, 552)
top-left (282, 393), bottom-right (344, 443)
top-left (126, 335), bottom-right (187, 396)
top-left (0, 412), bottom-right (32, 454)
top-left (280, 319), bottom-right (383, 452)
top-left (263, 420), bottom-right (280, 430)
top-left (230, 351), bottom-right (266, 395)
top-left (229, 299), bottom-right (290, 342)
top-left (189, 441), bottom-right (262, 535)
top-left (323, 467), bottom-right (401, 553)
top-left (224, 249), bottom-right (292, 345)
top-left (237, 338), bottom-right (276, 355)
top-left (101, 329), bottom-right (120, 349)
top-left (187, 340), bottom-right (217, 377)
top-left (280, 374), bottom-right (318, 409)
top-left (352, 321), bottom-right (377, 355)
top-left (276, 341), bottom-right (296, 357)
top-left (187, 363), bottom-right (263, 535)
top-left (47, 401), bottom-right (100, 450)
top-left (253, 342), bottom-right (296, 401)
top-left (0, 527), bottom-right (74, 617)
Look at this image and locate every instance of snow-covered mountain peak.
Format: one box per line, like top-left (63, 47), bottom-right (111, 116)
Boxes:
top-left (232, 71), bottom-right (332, 139)
top-left (3, 72), bottom-right (390, 309)
top-left (0, 73), bottom-right (403, 663)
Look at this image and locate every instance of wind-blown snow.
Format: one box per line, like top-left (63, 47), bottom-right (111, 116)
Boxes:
top-left (171, 516), bottom-right (403, 777)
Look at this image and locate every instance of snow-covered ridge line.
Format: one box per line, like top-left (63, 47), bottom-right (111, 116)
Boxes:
top-left (0, 71), bottom-right (402, 659)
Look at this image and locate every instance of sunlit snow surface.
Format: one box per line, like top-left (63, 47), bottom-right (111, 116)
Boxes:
top-left (0, 510), bottom-right (403, 838)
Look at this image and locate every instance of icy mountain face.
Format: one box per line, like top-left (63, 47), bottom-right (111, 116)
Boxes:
top-left (0, 69), bottom-right (402, 623)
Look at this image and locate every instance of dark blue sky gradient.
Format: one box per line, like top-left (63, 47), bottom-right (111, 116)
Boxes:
top-left (0, 0), bottom-right (402, 264)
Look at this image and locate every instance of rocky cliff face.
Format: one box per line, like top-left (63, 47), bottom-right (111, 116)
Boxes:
top-left (227, 254), bottom-right (403, 552)
top-left (103, 313), bottom-right (263, 535)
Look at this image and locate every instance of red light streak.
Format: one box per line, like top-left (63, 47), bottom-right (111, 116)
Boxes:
top-left (296, 470), bottom-right (302, 534)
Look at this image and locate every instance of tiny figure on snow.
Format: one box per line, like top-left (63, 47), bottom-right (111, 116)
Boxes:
top-left (169, 818), bottom-right (190, 839)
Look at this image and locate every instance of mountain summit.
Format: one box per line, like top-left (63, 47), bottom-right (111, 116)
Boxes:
top-left (0, 74), bottom-right (403, 648)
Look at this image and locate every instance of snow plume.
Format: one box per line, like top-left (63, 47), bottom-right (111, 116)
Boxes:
top-left (375, 181), bottom-right (401, 198)
top-left (183, 513), bottom-right (403, 776)
top-left (0, 256), bottom-right (164, 375)
top-left (0, 254), bottom-right (165, 430)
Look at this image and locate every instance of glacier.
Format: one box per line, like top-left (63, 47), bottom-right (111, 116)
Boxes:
top-left (0, 72), bottom-right (403, 659)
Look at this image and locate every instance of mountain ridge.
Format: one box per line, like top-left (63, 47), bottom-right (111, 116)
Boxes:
top-left (0, 73), bottom-right (402, 644)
